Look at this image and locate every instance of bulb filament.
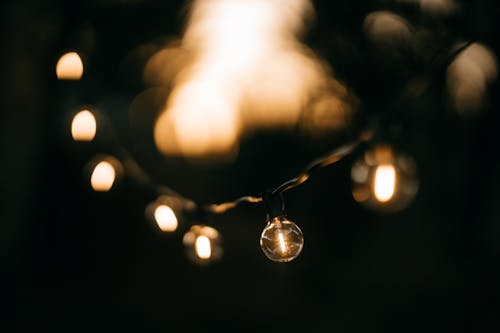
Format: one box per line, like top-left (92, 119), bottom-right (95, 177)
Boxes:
top-left (278, 231), bottom-right (286, 254)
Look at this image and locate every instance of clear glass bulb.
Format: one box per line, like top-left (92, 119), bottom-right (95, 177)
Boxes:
top-left (260, 216), bottom-right (304, 262)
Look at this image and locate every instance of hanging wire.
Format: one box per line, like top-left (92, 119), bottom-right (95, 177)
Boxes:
top-left (87, 39), bottom-right (475, 217)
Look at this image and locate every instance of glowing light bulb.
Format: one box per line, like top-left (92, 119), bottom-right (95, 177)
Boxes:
top-left (373, 164), bottom-right (396, 202)
top-left (90, 161), bottom-right (116, 192)
top-left (351, 144), bottom-right (418, 212)
top-left (195, 235), bottom-right (211, 259)
top-left (154, 205), bottom-right (178, 232)
top-left (145, 195), bottom-right (184, 233)
top-left (260, 216), bottom-right (304, 262)
top-left (56, 52), bottom-right (84, 80)
top-left (71, 110), bottom-right (96, 141)
top-left (183, 225), bottom-right (222, 264)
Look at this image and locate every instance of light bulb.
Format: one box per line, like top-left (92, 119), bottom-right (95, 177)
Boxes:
top-left (183, 225), bottom-right (222, 264)
top-left (260, 216), bottom-right (304, 262)
top-left (90, 161), bottom-right (116, 192)
top-left (86, 155), bottom-right (123, 192)
top-left (145, 195), bottom-right (184, 233)
top-left (351, 144), bottom-right (418, 212)
top-left (154, 205), bottom-right (178, 232)
top-left (195, 235), bottom-right (211, 259)
top-left (373, 164), bottom-right (396, 202)
top-left (56, 51), bottom-right (84, 80)
top-left (71, 110), bottom-right (96, 142)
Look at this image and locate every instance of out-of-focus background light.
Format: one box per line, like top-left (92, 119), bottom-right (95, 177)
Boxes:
top-left (87, 156), bottom-right (123, 192)
top-left (145, 196), bottom-right (184, 232)
top-left (153, 205), bottom-right (178, 232)
top-left (71, 109), bottom-right (97, 141)
top-left (363, 11), bottom-right (412, 45)
top-left (447, 42), bottom-right (498, 116)
top-left (183, 225), bottom-right (222, 264)
top-left (149, 0), bottom-right (353, 162)
top-left (351, 144), bottom-right (419, 212)
top-left (56, 52), bottom-right (84, 80)
top-left (90, 161), bottom-right (116, 192)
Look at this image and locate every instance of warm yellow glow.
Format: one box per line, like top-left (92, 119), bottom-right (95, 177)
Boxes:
top-left (151, 0), bottom-right (345, 159)
top-left (71, 110), bottom-right (96, 141)
top-left (195, 235), bottom-right (211, 259)
top-left (373, 164), bottom-right (396, 202)
top-left (154, 205), bottom-right (178, 232)
top-left (56, 52), bottom-right (84, 80)
top-left (154, 79), bottom-right (240, 157)
top-left (90, 161), bottom-right (116, 192)
top-left (278, 231), bottom-right (286, 254)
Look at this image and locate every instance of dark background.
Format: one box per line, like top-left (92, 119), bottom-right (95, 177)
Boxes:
top-left (1, 0), bottom-right (500, 330)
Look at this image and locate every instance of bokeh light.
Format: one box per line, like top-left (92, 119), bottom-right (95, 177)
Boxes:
top-left (145, 195), bottom-right (185, 232)
top-left (87, 156), bottom-right (123, 192)
top-left (183, 225), bottom-right (222, 264)
top-left (373, 164), bottom-right (396, 202)
top-left (351, 144), bottom-right (419, 212)
top-left (56, 52), bottom-right (84, 80)
top-left (447, 42), bottom-right (498, 116)
top-left (154, 205), bottom-right (178, 232)
top-left (71, 110), bottom-right (96, 142)
top-left (363, 11), bottom-right (412, 45)
top-left (195, 235), bottom-right (211, 259)
top-left (91, 161), bottom-right (115, 192)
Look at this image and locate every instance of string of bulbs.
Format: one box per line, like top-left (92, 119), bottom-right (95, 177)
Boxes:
top-left (60, 38), bottom-right (474, 264)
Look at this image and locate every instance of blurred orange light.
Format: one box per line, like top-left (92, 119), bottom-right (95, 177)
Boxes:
top-left (373, 164), bottom-right (396, 202)
top-left (154, 79), bottom-right (240, 158)
top-left (195, 235), bottom-right (211, 259)
top-left (151, 0), bottom-right (346, 160)
top-left (56, 52), bottom-right (84, 80)
top-left (71, 110), bottom-right (96, 141)
top-left (154, 205), bottom-right (178, 232)
top-left (90, 161), bottom-right (116, 192)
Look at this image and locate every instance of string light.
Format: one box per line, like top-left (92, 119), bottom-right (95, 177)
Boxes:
top-left (183, 225), bottom-right (223, 264)
top-left (71, 110), bottom-right (97, 142)
top-left (351, 144), bottom-right (419, 212)
top-left (260, 216), bottom-right (304, 263)
top-left (145, 196), bottom-right (184, 232)
top-left (58, 11), bottom-right (481, 264)
top-left (259, 192), bottom-right (304, 262)
top-left (56, 51), bottom-right (84, 80)
top-left (88, 156), bottom-right (123, 192)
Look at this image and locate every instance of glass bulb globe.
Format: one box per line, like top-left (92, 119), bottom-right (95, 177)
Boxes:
top-left (260, 216), bottom-right (304, 262)
top-left (351, 144), bottom-right (418, 212)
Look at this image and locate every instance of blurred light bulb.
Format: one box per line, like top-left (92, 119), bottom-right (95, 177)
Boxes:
top-left (195, 235), bottom-right (211, 259)
top-left (351, 144), bottom-right (418, 212)
top-left (260, 216), bottom-right (304, 262)
top-left (154, 205), bottom-right (178, 232)
top-left (373, 164), bottom-right (396, 202)
top-left (56, 52), bottom-right (84, 80)
top-left (145, 195), bottom-right (184, 233)
top-left (90, 161), bottom-right (116, 192)
top-left (71, 110), bottom-right (96, 141)
top-left (183, 225), bottom-right (222, 264)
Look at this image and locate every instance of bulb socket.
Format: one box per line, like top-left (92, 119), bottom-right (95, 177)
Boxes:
top-left (262, 190), bottom-right (285, 220)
